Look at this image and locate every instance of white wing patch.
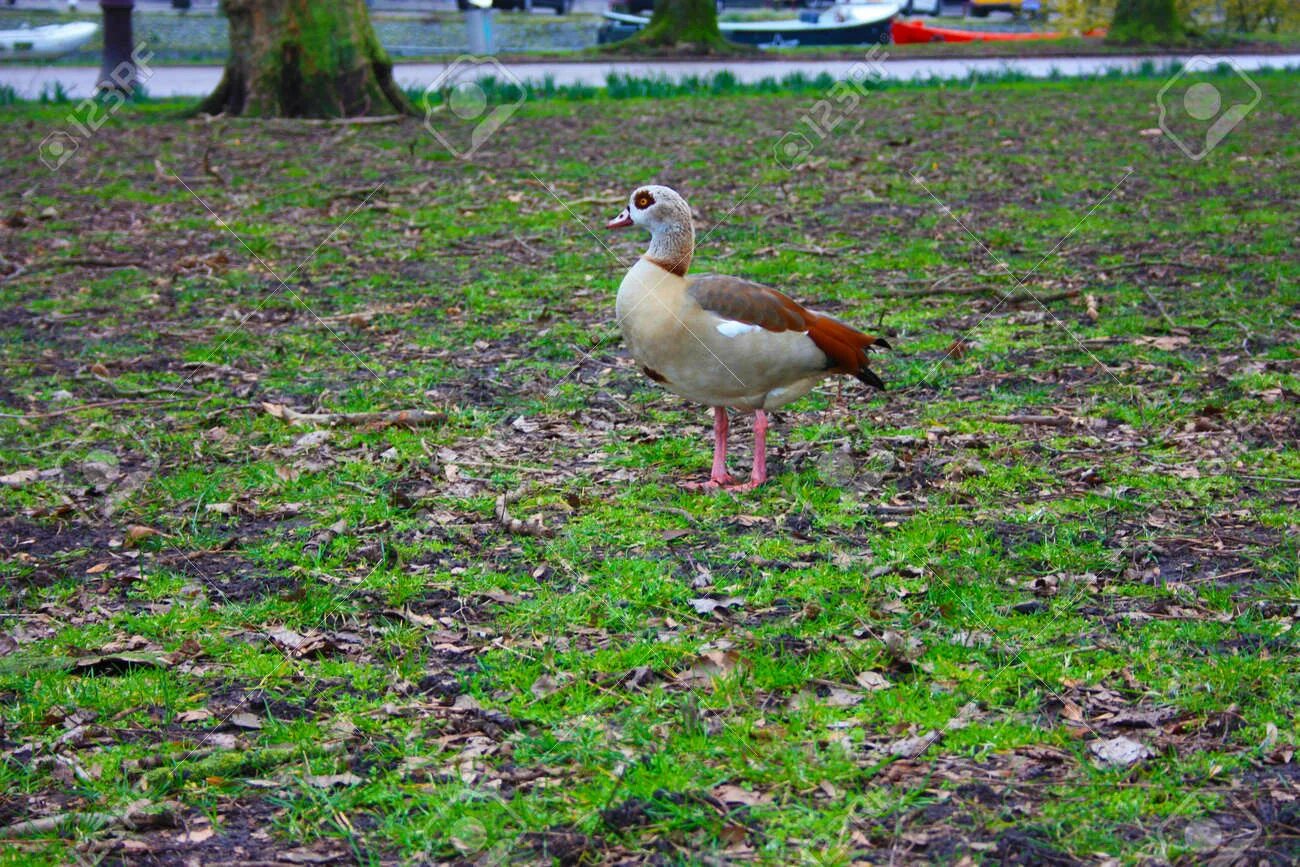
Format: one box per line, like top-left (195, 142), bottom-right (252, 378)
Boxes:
top-left (716, 320), bottom-right (761, 338)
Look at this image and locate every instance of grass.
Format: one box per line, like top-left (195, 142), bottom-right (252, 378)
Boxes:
top-left (0, 67), bottom-right (1298, 864)
top-left (415, 60), bottom-right (1299, 106)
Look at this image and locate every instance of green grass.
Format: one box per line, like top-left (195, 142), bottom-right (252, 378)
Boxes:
top-left (0, 68), bottom-right (1298, 864)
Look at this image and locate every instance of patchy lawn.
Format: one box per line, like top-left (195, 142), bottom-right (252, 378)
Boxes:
top-left (1, 68), bottom-right (1297, 865)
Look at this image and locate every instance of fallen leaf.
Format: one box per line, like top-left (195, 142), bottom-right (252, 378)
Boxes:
top-left (175, 709), bottom-right (212, 724)
top-left (80, 459), bottom-right (122, 487)
top-left (72, 652), bottom-right (171, 675)
top-left (1135, 335), bottom-right (1190, 351)
top-left (125, 525), bottom-right (166, 546)
top-left (882, 630), bottom-right (924, 665)
top-left (854, 670), bottom-right (892, 691)
top-left (278, 848), bottom-right (352, 864)
top-left (303, 772), bottom-right (363, 788)
top-left (0, 468), bottom-right (60, 487)
top-left (1089, 735), bottom-right (1151, 767)
top-left (712, 784), bottom-right (770, 806)
top-left (227, 712), bottom-right (262, 730)
top-left (177, 826), bottom-right (214, 844)
top-left (266, 627), bottom-right (338, 659)
top-left (267, 626), bottom-right (307, 651)
top-left (689, 596), bottom-right (745, 615)
top-left (823, 687), bottom-right (864, 708)
top-left (530, 674), bottom-right (567, 700)
top-left (291, 430), bottom-right (332, 452)
top-left (886, 731), bottom-right (940, 758)
top-left (677, 650), bottom-right (742, 686)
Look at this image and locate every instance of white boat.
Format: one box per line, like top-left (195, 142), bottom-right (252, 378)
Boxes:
top-left (601, 2), bottom-right (899, 49)
top-left (0, 21), bottom-right (98, 60)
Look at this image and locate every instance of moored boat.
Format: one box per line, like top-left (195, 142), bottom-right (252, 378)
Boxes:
top-left (600, 2), bottom-right (898, 49)
top-left (0, 21), bottom-right (98, 60)
top-left (890, 18), bottom-right (1103, 44)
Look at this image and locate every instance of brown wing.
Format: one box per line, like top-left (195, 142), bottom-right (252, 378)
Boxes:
top-left (686, 274), bottom-right (890, 390)
top-left (686, 275), bottom-right (810, 333)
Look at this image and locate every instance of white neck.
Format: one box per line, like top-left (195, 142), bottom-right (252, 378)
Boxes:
top-left (645, 222), bottom-right (694, 275)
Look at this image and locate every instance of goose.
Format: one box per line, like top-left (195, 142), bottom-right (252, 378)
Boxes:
top-left (607, 184), bottom-right (889, 491)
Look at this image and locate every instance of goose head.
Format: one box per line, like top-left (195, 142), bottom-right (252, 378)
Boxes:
top-left (607, 185), bottom-right (695, 275)
top-left (606, 185), bottom-right (693, 234)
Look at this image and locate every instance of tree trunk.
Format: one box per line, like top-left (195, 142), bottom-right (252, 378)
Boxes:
top-left (98, 0), bottom-right (137, 94)
top-left (198, 0), bottom-right (412, 118)
top-left (1109, 0), bottom-right (1183, 42)
top-left (622, 0), bottom-right (745, 54)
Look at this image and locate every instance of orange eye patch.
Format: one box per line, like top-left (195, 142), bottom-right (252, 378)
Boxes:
top-left (634, 191), bottom-right (655, 210)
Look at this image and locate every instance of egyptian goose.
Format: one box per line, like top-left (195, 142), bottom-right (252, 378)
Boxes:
top-left (607, 185), bottom-right (889, 491)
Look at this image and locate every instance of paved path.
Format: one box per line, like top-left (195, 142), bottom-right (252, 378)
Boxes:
top-left (2, 53), bottom-right (1295, 99)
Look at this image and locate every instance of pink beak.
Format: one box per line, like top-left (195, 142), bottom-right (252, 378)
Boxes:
top-left (606, 209), bottom-right (633, 229)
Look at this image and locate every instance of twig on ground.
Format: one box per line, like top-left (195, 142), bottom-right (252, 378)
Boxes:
top-left (1008, 288), bottom-right (1081, 305)
top-left (1142, 285), bottom-right (1179, 330)
top-left (0, 397), bottom-right (191, 420)
top-left (0, 799), bottom-right (173, 837)
top-left (512, 234), bottom-right (545, 259)
top-left (0, 253), bottom-right (25, 282)
top-left (87, 374), bottom-right (206, 398)
top-left (262, 402), bottom-right (445, 428)
top-left (865, 503), bottom-right (919, 515)
top-left (987, 415), bottom-right (1073, 427)
top-left (882, 283), bottom-right (998, 299)
top-left (1083, 259), bottom-right (1216, 274)
top-left (284, 115), bottom-right (405, 126)
top-left (547, 193), bottom-right (617, 207)
top-left (643, 505), bottom-right (698, 523)
top-left (202, 147), bottom-right (227, 186)
top-left (308, 519), bottom-right (348, 560)
top-left (496, 486), bottom-right (553, 538)
top-left (16, 257), bottom-right (147, 276)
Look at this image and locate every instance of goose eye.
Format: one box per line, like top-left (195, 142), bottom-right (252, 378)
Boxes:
top-left (634, 191), bottom-right (654, 210)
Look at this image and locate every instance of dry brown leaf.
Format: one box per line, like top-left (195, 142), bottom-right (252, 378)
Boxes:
top-left (530, 674), bottom-right (567, 700)
top-left (854, 670), bottom-right (892, 691)
top-left (177, 826), bottom-right (215, 844)
top-left (677, 649), bottom-right (742, 686)
top-left (125, 525), bottom-right (166, 546)
top-left (1134, 335), bottom-right (1190, 351)
top-left (712, 784), bottom-right (770, 806)
top-left (175, 709), bottom-right (212, 723)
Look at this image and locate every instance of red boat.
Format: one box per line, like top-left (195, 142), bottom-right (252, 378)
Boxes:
top-left (891, 18), bottom-right (1100, 44)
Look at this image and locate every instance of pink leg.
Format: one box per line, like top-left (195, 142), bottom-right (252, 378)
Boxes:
top-left (710, 410), bottom-right (770, 493)
top-left (682, 407), bottom-right (735, 491)
top-left (709, 406), bottom-right (731, 483)
top-left (749, 409), bottom-right (769, 486)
